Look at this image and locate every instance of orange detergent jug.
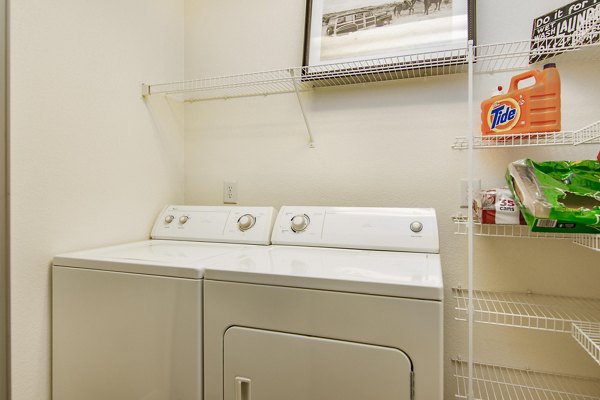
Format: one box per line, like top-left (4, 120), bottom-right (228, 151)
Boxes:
top-left (481, 63), bottom-right (561, 135)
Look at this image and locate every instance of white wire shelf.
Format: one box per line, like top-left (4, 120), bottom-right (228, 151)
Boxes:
top-left (452, 121), bottom-right (600, 149)
top-left (142, 49), bottom-right (470, 102)
top-left (142, 29), bottom-right (600, 102)
top-left (473, 23), bottom-right (600, 74)
top-left (453, 359), bottom-right (600, 400)
top-left (574, 235), bottom-right (600, 252)
top-left (453, 288), bottom-right (600, 333)
top-left (573, 322), bottom-right (600, 367)
top-left (453, 216), bottom-right (600, 251)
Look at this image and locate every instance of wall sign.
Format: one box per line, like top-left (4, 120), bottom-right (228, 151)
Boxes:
top-left (530, 0), bottom-right (600, 63)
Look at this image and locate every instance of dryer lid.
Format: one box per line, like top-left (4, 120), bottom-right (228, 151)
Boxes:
top-left (204, 245), bottom-right (443, 300)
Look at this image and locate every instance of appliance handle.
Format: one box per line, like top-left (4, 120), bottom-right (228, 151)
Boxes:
top-left (235, 377), bottom-right (251, 400)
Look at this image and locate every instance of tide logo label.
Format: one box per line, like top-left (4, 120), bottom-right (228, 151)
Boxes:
top-left (487, 98), bottom-right (521, 133)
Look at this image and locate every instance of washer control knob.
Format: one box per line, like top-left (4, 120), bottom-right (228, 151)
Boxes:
top-left (238, 214), bottom-right (256, 231)
top-left (164, 215), bottom-right (175, 224)
top-left (179, 215), bottom-right (190, 224)
top-left (410, 221), bottom-right (423, 233)
top-left (290, 214), bottom-right (310, 232)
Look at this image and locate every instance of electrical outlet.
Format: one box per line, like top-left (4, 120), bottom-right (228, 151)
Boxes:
top-left (460, 178), bottom-right (481, 208)
top-left (223, 181), bottom-right (238, 204)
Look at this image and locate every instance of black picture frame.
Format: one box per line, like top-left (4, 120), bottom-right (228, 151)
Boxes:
top-left (302, 0), bottom-right (476, 74)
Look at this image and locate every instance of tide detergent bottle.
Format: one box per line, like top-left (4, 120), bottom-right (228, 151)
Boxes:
top-left (481, 63), bottom-right (561, 135)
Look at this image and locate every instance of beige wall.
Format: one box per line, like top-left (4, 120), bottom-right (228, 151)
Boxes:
top-left (184, 0), bottom-right (600, 397)
top-left (9, 1), bottom-right (185, 399)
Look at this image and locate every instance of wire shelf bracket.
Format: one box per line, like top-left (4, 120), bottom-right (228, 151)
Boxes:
top-left (289, 69), bottom-right (316, 148)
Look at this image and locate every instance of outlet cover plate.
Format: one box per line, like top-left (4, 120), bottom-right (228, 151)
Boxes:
top-left (223, 181), bottom-right (238, 204)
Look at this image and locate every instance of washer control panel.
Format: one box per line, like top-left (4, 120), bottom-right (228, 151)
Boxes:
top-left (152, 205), bottom-right (276, 245)
top-left (272, 206), bottom-right (439, 253)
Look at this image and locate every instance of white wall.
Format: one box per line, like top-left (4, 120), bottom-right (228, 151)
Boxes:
top-left (184, 0), bottom-right (600, 397)
top-left (7, 1), bottom-right (599, 398)
top-left (9, 1), bottom-right (185, 399)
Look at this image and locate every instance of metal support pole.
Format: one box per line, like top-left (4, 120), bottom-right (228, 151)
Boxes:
top-left (467, 39), bottom-right (475, 400)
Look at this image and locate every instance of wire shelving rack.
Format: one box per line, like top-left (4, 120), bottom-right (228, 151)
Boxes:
top-left (452, 287), bottom-right (600, 366)
top-left (452, 121), bottom-right (600, 149)
top-left (452, 288), bottom-right (600, 333)
top-left (142, 31), bottom-right (600, 102)
top-left (452, 216), bottom-right (600, 251)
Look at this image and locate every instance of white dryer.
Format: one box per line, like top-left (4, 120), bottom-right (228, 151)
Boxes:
top-left (203, 206), bottom-right (443, 400)
top-left (52, 205), bottom-right (276, 400)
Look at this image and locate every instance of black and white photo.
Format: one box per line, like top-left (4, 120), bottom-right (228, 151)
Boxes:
top-left (303, 0), bottom-right (475, 68)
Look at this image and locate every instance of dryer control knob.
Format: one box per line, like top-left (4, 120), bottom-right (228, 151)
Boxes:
top-left (238, 214), bottom-right (256, 231)
top-left (179, 215), bottom-right (190, 224)
top-left (164, 215), bottom-right (175, 224)
top-left (290, 214), bottom-right (310, 232)
top-left (410, 221), bottom-right (423, 233)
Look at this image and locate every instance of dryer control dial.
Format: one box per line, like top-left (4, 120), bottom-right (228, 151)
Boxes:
top-left (179, 215), bottom-right (190, 224)
top-left (164, 215), bottom-right (175, 224)
top-left (290, 214), bottom-right (310, 232)
top-left (237, 214), bottom-right (256, 231)
top-left (410, 221), bottom-right (423, 233)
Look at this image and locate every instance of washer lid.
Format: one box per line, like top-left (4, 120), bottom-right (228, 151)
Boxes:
top-left (53, 240), bottom-right (259, 279)
top-left (204, 246), bottom-right (443, 300)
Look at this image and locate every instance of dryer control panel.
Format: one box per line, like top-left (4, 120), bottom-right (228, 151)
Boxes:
top-left (272, 206), bottom-right (439, 253)
top-left (151, 205), bottom-right (276, 245)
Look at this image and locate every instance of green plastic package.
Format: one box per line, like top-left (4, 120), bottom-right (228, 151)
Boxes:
top-left (506, 158), bottom-right (600, 233)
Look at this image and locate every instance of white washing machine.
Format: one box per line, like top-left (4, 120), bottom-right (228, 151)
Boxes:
top-left (203, 206), bottom-right (444, 400)
top-left (52, 205), bottom-right (276, 400)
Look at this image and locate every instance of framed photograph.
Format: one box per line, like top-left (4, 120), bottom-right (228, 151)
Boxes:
top-left (303, 0), bottom-right (476, 70)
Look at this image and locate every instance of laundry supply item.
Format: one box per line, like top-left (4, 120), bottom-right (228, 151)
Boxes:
top-left (506, 158), bottom-right (600, 233)
top-left (481, 64), bottom-right (561, 135)
top-left (491, 85), bottom-right (504, 97)
top-left (474, 188), bottom-right (526, 225)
